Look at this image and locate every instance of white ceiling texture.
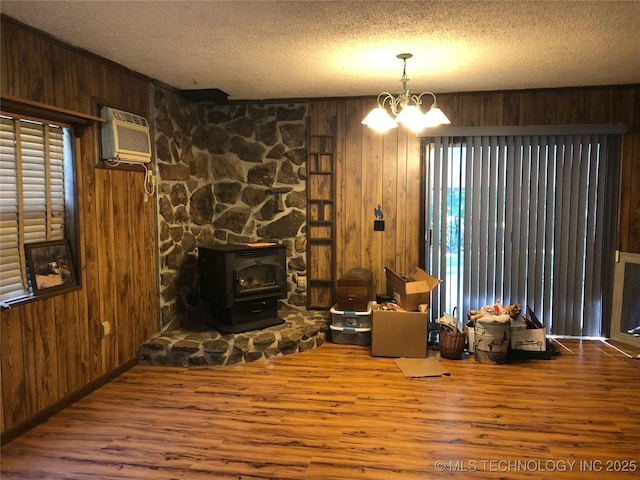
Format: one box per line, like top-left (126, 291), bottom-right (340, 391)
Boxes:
top-left (2, 0), bottom-right (639, 102)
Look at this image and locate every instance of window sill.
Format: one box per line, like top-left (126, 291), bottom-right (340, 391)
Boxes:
top-left (0, 285), bottom-right (82, 310)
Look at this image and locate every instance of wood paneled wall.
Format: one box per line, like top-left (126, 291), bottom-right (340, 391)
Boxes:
top-left (1, 17), bottom-right (158, 437)
top-left (309, 86), bottom-right (640, 295)
top-left (308, 100), bottom-right (423, 295)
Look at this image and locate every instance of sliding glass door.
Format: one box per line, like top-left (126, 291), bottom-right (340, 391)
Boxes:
top-left (423, 128), bottom-right (621, 336)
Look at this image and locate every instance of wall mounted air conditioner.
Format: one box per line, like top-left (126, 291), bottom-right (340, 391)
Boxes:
top-left (100, 106), bottom-right (152, 164)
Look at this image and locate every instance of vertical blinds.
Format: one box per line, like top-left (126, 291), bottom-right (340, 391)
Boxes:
top-left (424, 132), bottom-right (620, 336)
top-left (0, 114), bottom-right (67, 302)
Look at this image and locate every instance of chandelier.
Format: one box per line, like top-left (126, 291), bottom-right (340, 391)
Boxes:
top-left (362, 53), bottom-right (451, 133)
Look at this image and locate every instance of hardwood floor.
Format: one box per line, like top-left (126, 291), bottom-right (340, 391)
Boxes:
top-left (1, 339), bottom-right (639, 479)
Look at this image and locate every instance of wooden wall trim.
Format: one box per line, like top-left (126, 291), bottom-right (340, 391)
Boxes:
top-left (1, 93), bottom-right (104, 123)
top-left (418, 123), bottom-right (629, 137)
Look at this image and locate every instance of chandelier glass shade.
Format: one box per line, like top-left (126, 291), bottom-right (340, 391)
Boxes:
top-left (362, 53), bottom-right (451, 133)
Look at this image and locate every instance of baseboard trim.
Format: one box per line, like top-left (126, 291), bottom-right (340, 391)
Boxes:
top-left (1, 357), bottom-right (137, 445)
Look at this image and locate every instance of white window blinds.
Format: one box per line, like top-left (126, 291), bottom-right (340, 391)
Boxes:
top-left (424, 129), bottom-right (621, 337)
top-left (0, 114), bottom-right (68, 302)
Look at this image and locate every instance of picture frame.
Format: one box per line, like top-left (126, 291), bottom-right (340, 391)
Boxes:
top-left (24, 239), bottom-right (78, 296)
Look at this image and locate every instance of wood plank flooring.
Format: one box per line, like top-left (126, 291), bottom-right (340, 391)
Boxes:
top-left (1, 339), bottom-right (639, 479)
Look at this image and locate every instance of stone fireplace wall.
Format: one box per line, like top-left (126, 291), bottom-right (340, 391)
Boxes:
top-left (152, 87), bottom-right (308, 332)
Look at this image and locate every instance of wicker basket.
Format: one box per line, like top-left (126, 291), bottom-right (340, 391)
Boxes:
top-left (439, 307), bottom-right (465, 359)
top-left (439, 326), bottom-right (465, 359)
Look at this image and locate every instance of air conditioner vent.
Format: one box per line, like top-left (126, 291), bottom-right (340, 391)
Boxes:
top-left (100, 106), bottom-right (151, 164)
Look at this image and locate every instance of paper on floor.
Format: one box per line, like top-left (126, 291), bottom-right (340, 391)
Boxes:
top-left (394, 357), bottom-right (450, 377)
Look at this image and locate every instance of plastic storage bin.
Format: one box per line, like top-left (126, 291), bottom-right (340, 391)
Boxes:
top-left (330, 325), bottom-right (372, 346)
top-left (330, 302), bottom-right (372, 328)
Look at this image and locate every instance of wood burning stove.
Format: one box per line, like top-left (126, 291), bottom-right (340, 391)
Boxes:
top-left (198, 244), bottom-right (287, 333)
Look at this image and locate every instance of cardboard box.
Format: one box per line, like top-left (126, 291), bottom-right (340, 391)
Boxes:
top-left (385, 266), bottom-right (440, 311)
top-left (371, 304), bottom-right (428, 357)
top-left (510, 327), bottom-right (546, 351)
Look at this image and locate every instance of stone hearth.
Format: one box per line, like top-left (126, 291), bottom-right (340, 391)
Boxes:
top-left (138, 305), bottom-right (330, 367)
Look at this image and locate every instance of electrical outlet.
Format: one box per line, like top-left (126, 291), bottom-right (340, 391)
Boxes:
top-left (297, 276), bottom-right (307, 288)
top-left (100, 321), bottom-right (112, 338)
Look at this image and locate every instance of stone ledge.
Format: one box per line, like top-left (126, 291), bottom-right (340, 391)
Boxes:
top-left (138, 305), bottom-right (331, 367)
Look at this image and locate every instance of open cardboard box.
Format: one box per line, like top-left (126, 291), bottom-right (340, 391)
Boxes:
top-left (385, 266), bottom-right (440, 311)
top-left (371, 303), bottom-right (428, 358)
top-left (511, 327), bottom-right (547, 352)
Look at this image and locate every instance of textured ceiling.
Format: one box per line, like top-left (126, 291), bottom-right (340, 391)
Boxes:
top-left (2, 0), bottom-right (639, 101)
